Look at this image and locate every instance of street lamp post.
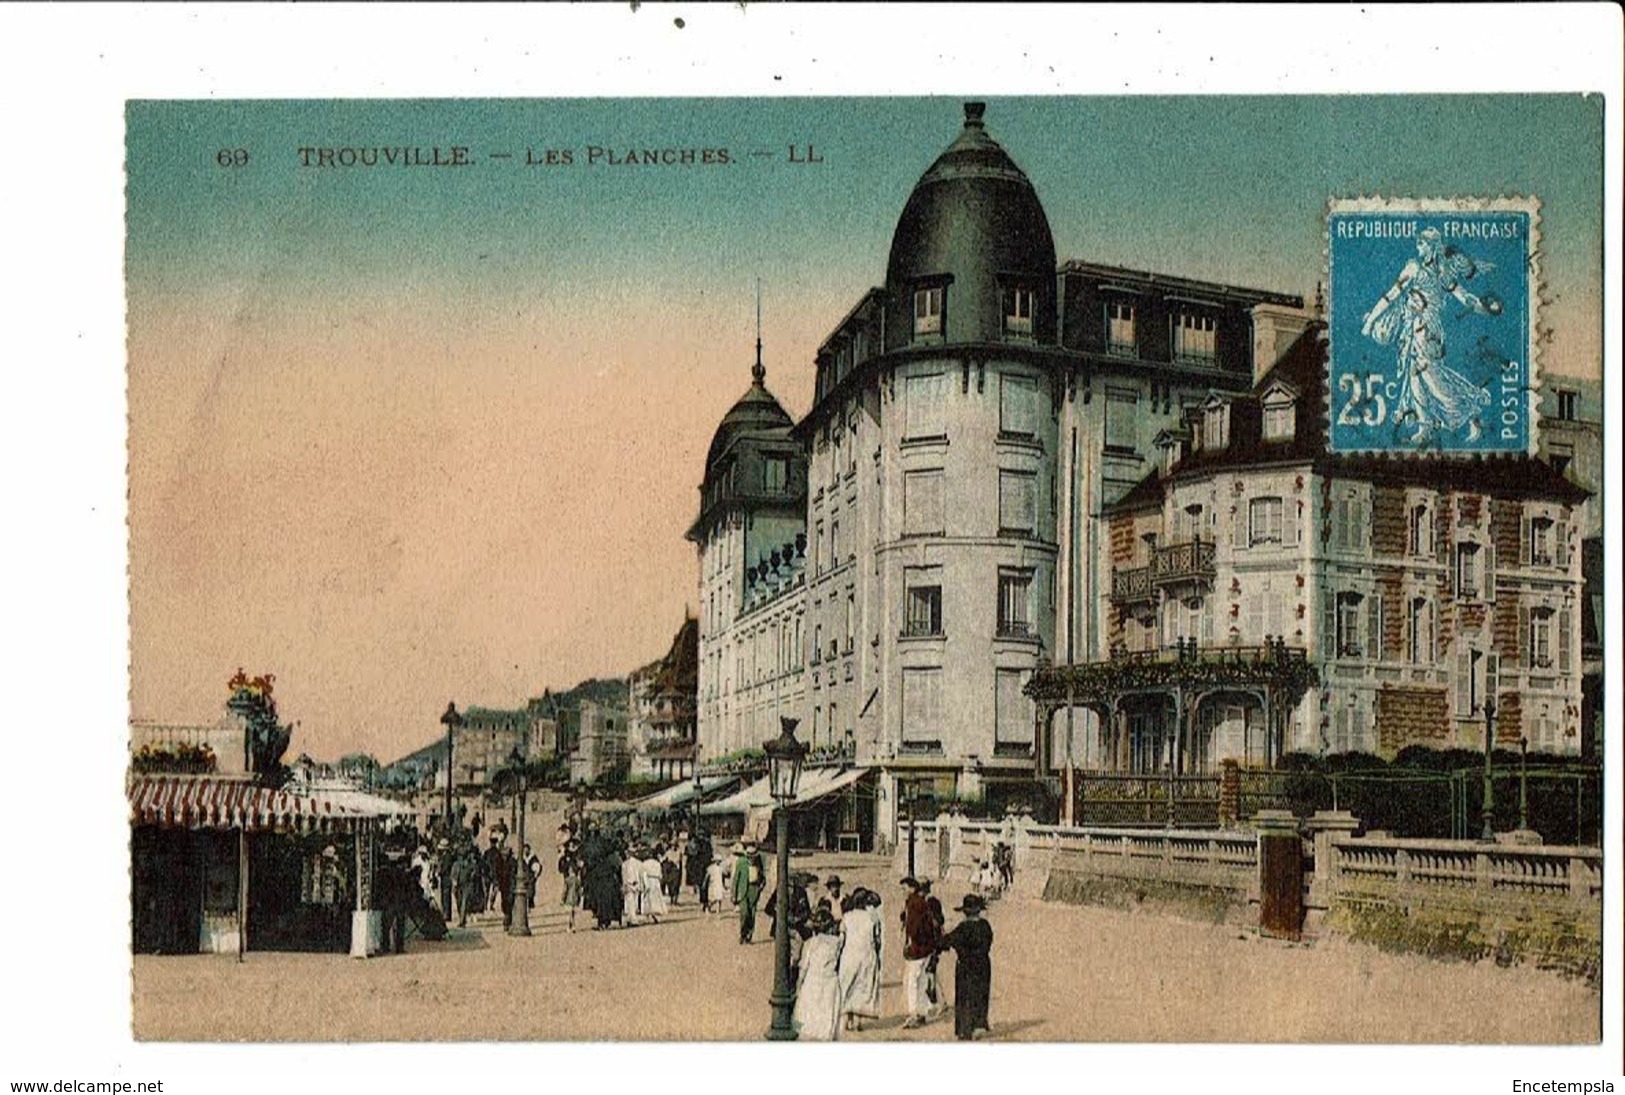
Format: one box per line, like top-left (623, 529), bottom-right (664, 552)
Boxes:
top-left (439, 701), bottom-right (463, 921)
top-left (506, 747), bottom-right (532, 937)
top-left (1518, 735), bottom-right (1529, 833)
top-left (1480, 697), bottom-right (1498, 842)
top-left (762, 716), bottom-right (806, 1042)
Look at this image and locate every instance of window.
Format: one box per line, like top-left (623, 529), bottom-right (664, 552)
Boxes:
top-left (997, 570), bottom-right (1034, 638)
top-left (904, 372), bottom-right (947, 439)
top-left (1262, 401), bottom-right (1295, 442)
top-left (1408, 503), bottom-right (1431, 557)
top-left (1106, 300), bottom-right (1136, 356)
top-left (1334, 491), bottom-right (1368, 552)
top-left (1105, 389), bottom-right (1139, 454)
top-left (844, 591), bottom-right (855, 651)
top-left (1555, 388), bottom-right (1577, 421)
top-left (1204, 403), bottom-right (1230, 451)
top-left (1530, 517), bottom-right (1555, 566)
top-left (901, 667), bottom-right (944, 744)
top-left (998, 470), bottom-right (1037, 535)
top-left (814, 521), bottom-right (824, 573)
top-left (913, 285), bottom-right (943, 337)
top-left (811, 623), bottom-right (822, 665)
top-left (1529, 610), bottom-right (1553, 669)
top-left (1173, 312), bottom-right (1217, 364)
top-left (1004, 286), bottom-right (1033, 337)
top-left (903, 470), bottom-right (945, 536)
top-left (1336, 592), bottom-right (1364, 658)
top-left (904, 580), bottom-right (943, 638)
top-left (1248, 497), bottom-right (1284, 545)
top-left (763, 457), bottom-right (788, 493)
top-left (1408, 597), bottom-right (1434, 663)
top-left (995, 668), bottom-right (1033, 747)
top-left (1456, 542), bottom-right (1481, 600)
top-left (999, 373), bottom-right (1039, 437)
top-left (1558, 608), bottom-right (1573, 674)
top-left (830, 518), bottom-right (841, 564)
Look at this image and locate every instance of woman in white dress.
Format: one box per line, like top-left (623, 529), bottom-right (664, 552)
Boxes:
top-left (838, 889), bottom-right (883, 1032)
top-left (621, 848), bottom-right (645, 926)
top-left (640, 852), bottom-right (667, 923)
top-left (794, 907), bottom-right (844, 1041)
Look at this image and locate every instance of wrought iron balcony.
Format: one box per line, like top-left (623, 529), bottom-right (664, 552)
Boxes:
top-left (1150, 538), bottom-right (1216, 587)
top-left (1111, 565), bottom-right (1153, 604)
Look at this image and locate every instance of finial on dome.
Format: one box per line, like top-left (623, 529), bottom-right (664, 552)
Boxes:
top-left (963, 101), bottom-right (987, 128)
top-left (752, 277), bottom-right (766, 385)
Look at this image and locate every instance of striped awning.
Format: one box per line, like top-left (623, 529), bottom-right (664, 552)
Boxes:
top-left (128, 775), bottom-right (393, 833)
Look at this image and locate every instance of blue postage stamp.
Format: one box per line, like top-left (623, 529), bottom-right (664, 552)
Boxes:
top-left (1326, 196), bottom-right (1540, 456)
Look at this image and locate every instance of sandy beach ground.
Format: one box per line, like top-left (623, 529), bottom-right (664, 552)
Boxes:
top-left (132, 820), bottom-right (1599, 1043)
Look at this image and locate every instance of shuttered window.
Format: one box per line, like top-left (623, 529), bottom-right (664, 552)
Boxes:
top-left (904, 470), bottom-right (945, 536)
top-left (999, 373), bottom-right (1039, 436)
top-left (995, 669), bottom-right (1033, 744)
top-left (904, 372), bottom-right (947, 439)
top-left (999, 470), bottom-right (1037, 535)
top-left (1105, 390), bottom-right (1139, 454)
top-left (901, 668), bottom-right (943, 744)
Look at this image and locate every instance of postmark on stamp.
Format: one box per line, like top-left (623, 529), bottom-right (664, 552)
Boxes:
top-left (1326, 196), bottom-right (1540, 456)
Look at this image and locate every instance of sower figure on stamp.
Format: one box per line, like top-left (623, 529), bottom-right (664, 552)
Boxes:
top-left (1361, 226), bottom-right (1498, 444)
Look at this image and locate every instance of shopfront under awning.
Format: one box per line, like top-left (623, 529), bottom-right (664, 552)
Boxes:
top-left (697, 767), bottom-right (873, 816)
top-left (632, 775), bottom-right (740, 815)
top-left (791, 765), bottom-right (872, 804)
top-left (697, 775), bottom-right (775, 817)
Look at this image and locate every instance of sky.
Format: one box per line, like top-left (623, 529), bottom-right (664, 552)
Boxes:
top-left (125, 95), bottom-right (1605, 761)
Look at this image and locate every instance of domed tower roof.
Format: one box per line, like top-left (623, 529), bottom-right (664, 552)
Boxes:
top-left (704, 353), bottom-right (793, 471)
top-left (885, 102), bottom-right (1057, 347)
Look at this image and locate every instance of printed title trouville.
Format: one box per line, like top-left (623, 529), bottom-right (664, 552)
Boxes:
top-left (294, 144), bottom-right (820, 168)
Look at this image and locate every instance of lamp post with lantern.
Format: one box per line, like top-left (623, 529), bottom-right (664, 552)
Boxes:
top-left (504, 747), bottom-right (533, 937)
top-left (439, 701), bottom-right (463, 920)
top-left (1480, 697), bottom-right (1498, 842)
top-left (763, 716), bottom-right (806, 1042)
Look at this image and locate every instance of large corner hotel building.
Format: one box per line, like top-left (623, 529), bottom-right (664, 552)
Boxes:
top-left (686, 103), bottom-right (1587, 848)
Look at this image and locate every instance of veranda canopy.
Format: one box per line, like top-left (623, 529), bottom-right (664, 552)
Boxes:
top-left (128, 774), bottom-right (403, 833)
top-left (632, 775), bottom-right (740, 815)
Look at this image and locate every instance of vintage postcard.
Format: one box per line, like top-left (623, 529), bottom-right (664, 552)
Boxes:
top-left (122, 91), bottom-right (1608, 1055)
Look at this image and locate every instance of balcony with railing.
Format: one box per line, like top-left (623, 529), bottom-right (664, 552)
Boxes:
top-left (1150, 538), bottom-right (1215, 588)
top-left (1111, 539), bottom-right (1215, 605)
top-left (1111, 565), bottom-right (1153, 605)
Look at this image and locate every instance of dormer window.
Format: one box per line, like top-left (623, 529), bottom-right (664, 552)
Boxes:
top-left (1205, 403), bottom-right (1230, 450)
top-left (913, 285), bottom-right (943, 337)
top-left (1173, 312), bottom-right (1217, 365)
top-left (1106, 300), bottom-right (1136, 356)
top-left (764, 457), bottom-right (788, 494)
top-left (1004, 286), bottom-right (1033, 338)
top-left (1262, 399), bottom-right (1296, 442)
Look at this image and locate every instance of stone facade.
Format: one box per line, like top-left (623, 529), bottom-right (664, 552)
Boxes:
top-left (1085, 325), bottom-right (1588, 768)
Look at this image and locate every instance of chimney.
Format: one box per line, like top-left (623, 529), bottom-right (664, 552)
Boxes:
top-left (1251, 300), bottom-right (1316, 384)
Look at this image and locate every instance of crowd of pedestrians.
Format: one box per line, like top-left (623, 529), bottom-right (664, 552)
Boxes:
top-left (381, 807), bottom-right (999, 1040)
